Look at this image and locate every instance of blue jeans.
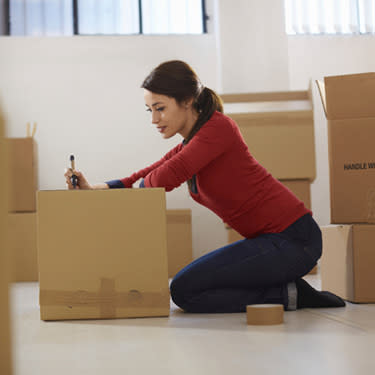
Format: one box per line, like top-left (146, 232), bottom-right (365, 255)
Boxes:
top-left (170, 213), bottom-right (322, 313)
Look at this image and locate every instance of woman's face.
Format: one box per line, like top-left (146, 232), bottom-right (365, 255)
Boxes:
top-left (144, 89), bottom-right (196, 140)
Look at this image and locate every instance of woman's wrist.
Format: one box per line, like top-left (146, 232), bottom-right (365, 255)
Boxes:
top-left (91, 183), bottom-right (109, 190)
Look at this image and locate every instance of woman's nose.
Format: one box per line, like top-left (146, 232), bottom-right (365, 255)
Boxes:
top-left (152, 111), bottom-right (159, 124)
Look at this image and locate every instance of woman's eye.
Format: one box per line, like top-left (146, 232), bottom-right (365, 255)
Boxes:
top-left (156, 107), bottom-right (165, 112)
top-left (146, 108), bottom-right (152, 112)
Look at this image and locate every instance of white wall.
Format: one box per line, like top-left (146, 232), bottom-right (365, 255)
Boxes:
top-left (217, 0), bottom-right (289, 93)
top-left (0, 34), bottom-right (225, 259)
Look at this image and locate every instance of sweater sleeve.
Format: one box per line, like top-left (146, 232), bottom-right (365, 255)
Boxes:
top-left (117, 143), bottom-right (183, 188)
top-left (143, 116), bottom-right (235, 191)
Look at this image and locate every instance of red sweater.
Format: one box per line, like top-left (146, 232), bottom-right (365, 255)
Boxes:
top-left (120, 111), bottom-right (311, 239)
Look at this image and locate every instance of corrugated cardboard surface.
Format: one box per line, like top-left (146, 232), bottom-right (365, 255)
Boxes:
top-left (228, 111), bottom-right (316, 180)
top-left (281, 180), bottom-right (311, 210)
top-left (328, 118), bottom-right (375, 223)
top-left (38, 189), bottom-right (170, 321)
top-left (7, 138), bottom-right (37, 212)
top-left (317, 74), bottom-right (375, 223)
top-left (8, 213), bottom-right (38, 282)
top-left (0, 110), bottom-right (13, 374)
top-left (321, 225), bottom-right (375, 303)
top-left (166, 209), bottom-right (193, 278)
top-left (321, 225), bottom-right (354, 301)
top-left (323, 73), bottom-right (375, 120)
top-left (352, 226), bottom-right (375, 302)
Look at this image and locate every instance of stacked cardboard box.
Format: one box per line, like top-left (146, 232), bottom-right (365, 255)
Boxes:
top-left (222, 89), bottom-right (317, 274)
top-left (317, 73), bottom-right (375, 302)
top-left (6, 136), bottom-right (38, 282)
top-left (0, 109), bottom-right (13, 374)
top-left (222, 89), bottom-right (316, 181)
top-left (37, 188), bottom-right (170, 320)
top-left (166, 209), bottom-right (193, 278)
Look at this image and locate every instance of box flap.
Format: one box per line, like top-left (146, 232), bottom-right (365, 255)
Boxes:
top-left (315, 80), bottom-right (327, 117)
top-left (324, 73), bottom-right (375, 120)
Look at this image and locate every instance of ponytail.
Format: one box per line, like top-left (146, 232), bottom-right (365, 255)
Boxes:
top-left (183, 87), bottom-right (223, 145)
top-left (184, 87), bottom-right (223, 191)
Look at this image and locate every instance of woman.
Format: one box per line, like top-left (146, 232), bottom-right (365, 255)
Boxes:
top-left (65, 60), bottom-right (345, 313)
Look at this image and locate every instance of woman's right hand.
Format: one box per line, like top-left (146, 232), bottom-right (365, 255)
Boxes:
top-left (64, 168), bottom-right (93, 190)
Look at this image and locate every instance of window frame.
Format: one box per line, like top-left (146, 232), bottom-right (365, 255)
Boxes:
top-left (3, 0), bottom-right (209, 36)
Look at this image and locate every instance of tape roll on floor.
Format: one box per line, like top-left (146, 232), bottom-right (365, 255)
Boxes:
top-left (246, 304), bottom-right (284, 325)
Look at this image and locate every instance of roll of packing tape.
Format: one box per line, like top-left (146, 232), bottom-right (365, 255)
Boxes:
top-left (246, 304), bottom-right (284, 325)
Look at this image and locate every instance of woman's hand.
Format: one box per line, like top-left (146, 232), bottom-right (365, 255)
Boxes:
top-left (64, 169), bottom-right (93, 190)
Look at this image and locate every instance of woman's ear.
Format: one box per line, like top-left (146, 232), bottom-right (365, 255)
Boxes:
top-left (183, 98), bottom-right (195, 109)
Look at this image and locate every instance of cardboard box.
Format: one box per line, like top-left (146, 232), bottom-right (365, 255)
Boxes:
top-left (224, 90), bottom-right (316, 181)
top-left (7, 137), bottom-right (38, 212)
top-left (318, 73), bottom-right (375, 120)
top-left (281, 180), bottom-right (311, 210)
top-left (166, 209), bottom-right (193, 278)
top-left (37, 189), bottom-right (170, 321)
top-left (8, 213), bottom-right (38, 282)
top-left (226, 225), bottom-right (244, 244)
top-left (0, 110), bottom-right (13, 374)
top-left (317, 73), bottom-right (375, 223)
top-left (321, 224), bottom-right (375, 303)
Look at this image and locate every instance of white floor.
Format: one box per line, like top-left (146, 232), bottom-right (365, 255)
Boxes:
top-left (9, 274), bottom-right (375, 375)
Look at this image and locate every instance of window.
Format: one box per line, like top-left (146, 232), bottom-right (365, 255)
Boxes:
top-left (77, 0), bottom-right (140, 35)
top-left (9, 0), bottom-right (74, 36)
top-left (285, 0), bottom-right (375, 35)
top-left (3, 0), bottom-right (208, 36)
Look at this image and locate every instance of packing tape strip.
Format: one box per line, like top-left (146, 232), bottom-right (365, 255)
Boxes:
top-left (40, 278), bottom-right (170, 318)
top-left (246, 304), bottom-right (284, 325)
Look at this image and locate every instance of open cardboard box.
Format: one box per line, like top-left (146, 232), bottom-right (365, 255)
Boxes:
top-left (316, 73), bottom-right (375, 223)
top-left (7, 137), bottom-right (38, 213)
top-left (223, 86), bottom-right (316, 181)
top-left (37, 188), bottom-right (170, 321)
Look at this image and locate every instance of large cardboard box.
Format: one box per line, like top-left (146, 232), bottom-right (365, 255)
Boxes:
top-left (8, 213), bottom-right (38, 282)
top-left (0, 109), bottom-right (13, 374)
top-left (7, 137), bottom-right (38, 212)
top-left (223, 90), bottom-right (316, 181)
top-left (166, 209), bottom-right (193, 278)
top-left (38, 189), bottom-right (170, 321)
top-left (317, 73), bottom-right (375, 223)
top-left (321, 224), bottom-right (375, 303)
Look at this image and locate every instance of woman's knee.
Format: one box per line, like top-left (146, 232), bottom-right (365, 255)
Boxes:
top-left (169, 276), bottom-right (186, 308)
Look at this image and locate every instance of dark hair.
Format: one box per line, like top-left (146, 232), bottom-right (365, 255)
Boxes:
top-left (141, 60), bottom-right (223, 191)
